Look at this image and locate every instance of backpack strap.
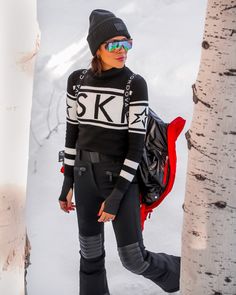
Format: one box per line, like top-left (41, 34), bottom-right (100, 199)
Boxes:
top-left (74, 69), bottom-right (88, 98)
top-left (124, 73), bottom-right (136, 124)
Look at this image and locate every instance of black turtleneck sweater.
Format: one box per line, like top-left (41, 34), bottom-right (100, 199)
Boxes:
top-left (62, 65), bottom-right (149, 215)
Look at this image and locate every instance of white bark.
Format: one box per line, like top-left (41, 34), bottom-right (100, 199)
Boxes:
top-left (0, 1), bottom-right (39, 294)
top-left (181, 1), bottom-right (236, 294)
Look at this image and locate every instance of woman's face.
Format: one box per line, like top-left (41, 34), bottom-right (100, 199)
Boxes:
top-left (96, 35), bottom-right (131, 71)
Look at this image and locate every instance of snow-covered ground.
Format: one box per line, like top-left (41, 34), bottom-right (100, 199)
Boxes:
top-left (25, 1), bottom-right (208, 294)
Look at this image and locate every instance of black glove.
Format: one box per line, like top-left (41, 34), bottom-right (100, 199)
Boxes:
top-left (103, 188), bottom-right (124, 216)
top-left (59, 176), bottom-right (74, 202)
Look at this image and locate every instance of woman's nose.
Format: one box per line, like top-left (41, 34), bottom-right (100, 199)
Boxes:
top-left (117, 46), bottom-right (126, 53)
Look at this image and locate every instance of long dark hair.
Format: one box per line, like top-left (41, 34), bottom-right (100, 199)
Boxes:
top-left (91, 55), bottom-right (103, 76)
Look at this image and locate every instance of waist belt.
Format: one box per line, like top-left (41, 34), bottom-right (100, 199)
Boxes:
top-left (78, 149), bottom-right (124, 163)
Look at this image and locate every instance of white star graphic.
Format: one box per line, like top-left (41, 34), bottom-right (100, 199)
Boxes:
top-left (131, 108), bottom-right (148, 128)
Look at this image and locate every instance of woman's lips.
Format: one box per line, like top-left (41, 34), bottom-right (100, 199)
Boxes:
top-left (116, 56), bottom-right (126, 62)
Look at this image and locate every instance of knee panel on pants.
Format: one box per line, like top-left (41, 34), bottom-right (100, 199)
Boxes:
top-left (118, 242), bottom-right (150, 274)
top-left (79, 233), bottom-right (104, 259)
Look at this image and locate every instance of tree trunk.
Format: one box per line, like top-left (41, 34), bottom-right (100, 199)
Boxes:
top-left (181, 1), bottom-right (236, 294)
top-left (0, 1), bottom-right (39, 294)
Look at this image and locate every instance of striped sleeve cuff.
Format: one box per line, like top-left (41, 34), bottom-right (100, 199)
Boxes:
top-left (114, 157), bottom-right (140, 194)
top-left (119, 158), bottom-right (139, 181)
top-left (64, 145), bottom-right (77, 177)
top-left (64, 147), bottom-right (76, 166)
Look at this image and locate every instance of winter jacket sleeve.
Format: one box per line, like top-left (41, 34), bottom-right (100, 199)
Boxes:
top-left (103, 74), bottom-right (149, 215)
top-left (59, 71), bottom-right (79, 201)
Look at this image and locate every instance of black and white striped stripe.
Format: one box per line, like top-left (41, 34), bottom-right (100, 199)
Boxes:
top-left (119, 158), bottom-right (140, 181)
top-left (64, 147), bottom-right (76, 166)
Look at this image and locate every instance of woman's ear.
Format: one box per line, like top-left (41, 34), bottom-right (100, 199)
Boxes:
top-left (96, 47), bottom-right (101, 59)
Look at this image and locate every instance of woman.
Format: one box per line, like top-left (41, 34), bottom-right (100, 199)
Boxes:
top-left (59, 9), bottom-right (180, 295)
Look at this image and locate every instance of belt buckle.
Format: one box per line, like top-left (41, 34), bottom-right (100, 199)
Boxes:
top-left (89, 151), bottom-right (100, 163)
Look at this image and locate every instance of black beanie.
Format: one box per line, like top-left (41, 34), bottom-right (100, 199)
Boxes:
top-left (87, 9), bottom-right (131, 56)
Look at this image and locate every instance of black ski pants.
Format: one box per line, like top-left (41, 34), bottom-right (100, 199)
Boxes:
top-left (73, 149), bottom-right (180, 295)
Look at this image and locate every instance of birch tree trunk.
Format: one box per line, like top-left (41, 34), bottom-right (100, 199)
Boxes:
top-left (0, 1), bottom-right (39, 294)
top-left (181, 1), bottom-right (236, 294)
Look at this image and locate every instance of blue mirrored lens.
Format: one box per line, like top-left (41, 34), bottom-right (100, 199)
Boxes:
top-left (107, 40), bottom-right (132, 52)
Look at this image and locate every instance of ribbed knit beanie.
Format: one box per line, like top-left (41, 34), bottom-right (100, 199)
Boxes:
top-left (87, 9), bottom-right (131, 56)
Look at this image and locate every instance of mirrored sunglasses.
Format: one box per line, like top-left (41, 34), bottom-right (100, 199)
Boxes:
top-left (104, 39), bottom-right (133, 52)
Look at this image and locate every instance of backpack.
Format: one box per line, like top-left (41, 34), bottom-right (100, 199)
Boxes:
top-left (59, 69), bottom-right (185, 230)
top-left (124, 74), bottom-right (185, 230)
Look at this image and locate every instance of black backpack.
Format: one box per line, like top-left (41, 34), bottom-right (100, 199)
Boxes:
top-left (124, 74), bottom-right (185, 230)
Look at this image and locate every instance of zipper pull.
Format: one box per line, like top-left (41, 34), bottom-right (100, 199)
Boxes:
top-left (106, 171), bottom-right (113, 182)
top-left (79, 167), bottom-right (86, 176)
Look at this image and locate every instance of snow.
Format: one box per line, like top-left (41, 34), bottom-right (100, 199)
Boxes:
top-left (25, 0), bottom-right (208, 294)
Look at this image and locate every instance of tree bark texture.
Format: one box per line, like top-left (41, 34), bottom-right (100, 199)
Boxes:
top-left (181, 1), bottom-right (236, 294)
top-left (0, 1), bottom-right (39, 294)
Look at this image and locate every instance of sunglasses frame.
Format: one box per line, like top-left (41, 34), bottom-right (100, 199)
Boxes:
top-left (103, 39), bottom-right (133, 52)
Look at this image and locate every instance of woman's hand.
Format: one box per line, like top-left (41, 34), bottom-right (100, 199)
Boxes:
top-left (97, 201), bottom-right (116, 222)
top-left (59, 188), bottom-right (76, 213)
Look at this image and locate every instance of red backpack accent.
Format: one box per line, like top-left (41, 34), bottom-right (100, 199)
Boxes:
top-left (140, 116), bottom-right (185, 231)
top-left (60, 166), bottom-right (65, 174)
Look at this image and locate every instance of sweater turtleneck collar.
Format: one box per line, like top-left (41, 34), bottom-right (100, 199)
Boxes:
top-left (89, 65), bottom-right (126, 79)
